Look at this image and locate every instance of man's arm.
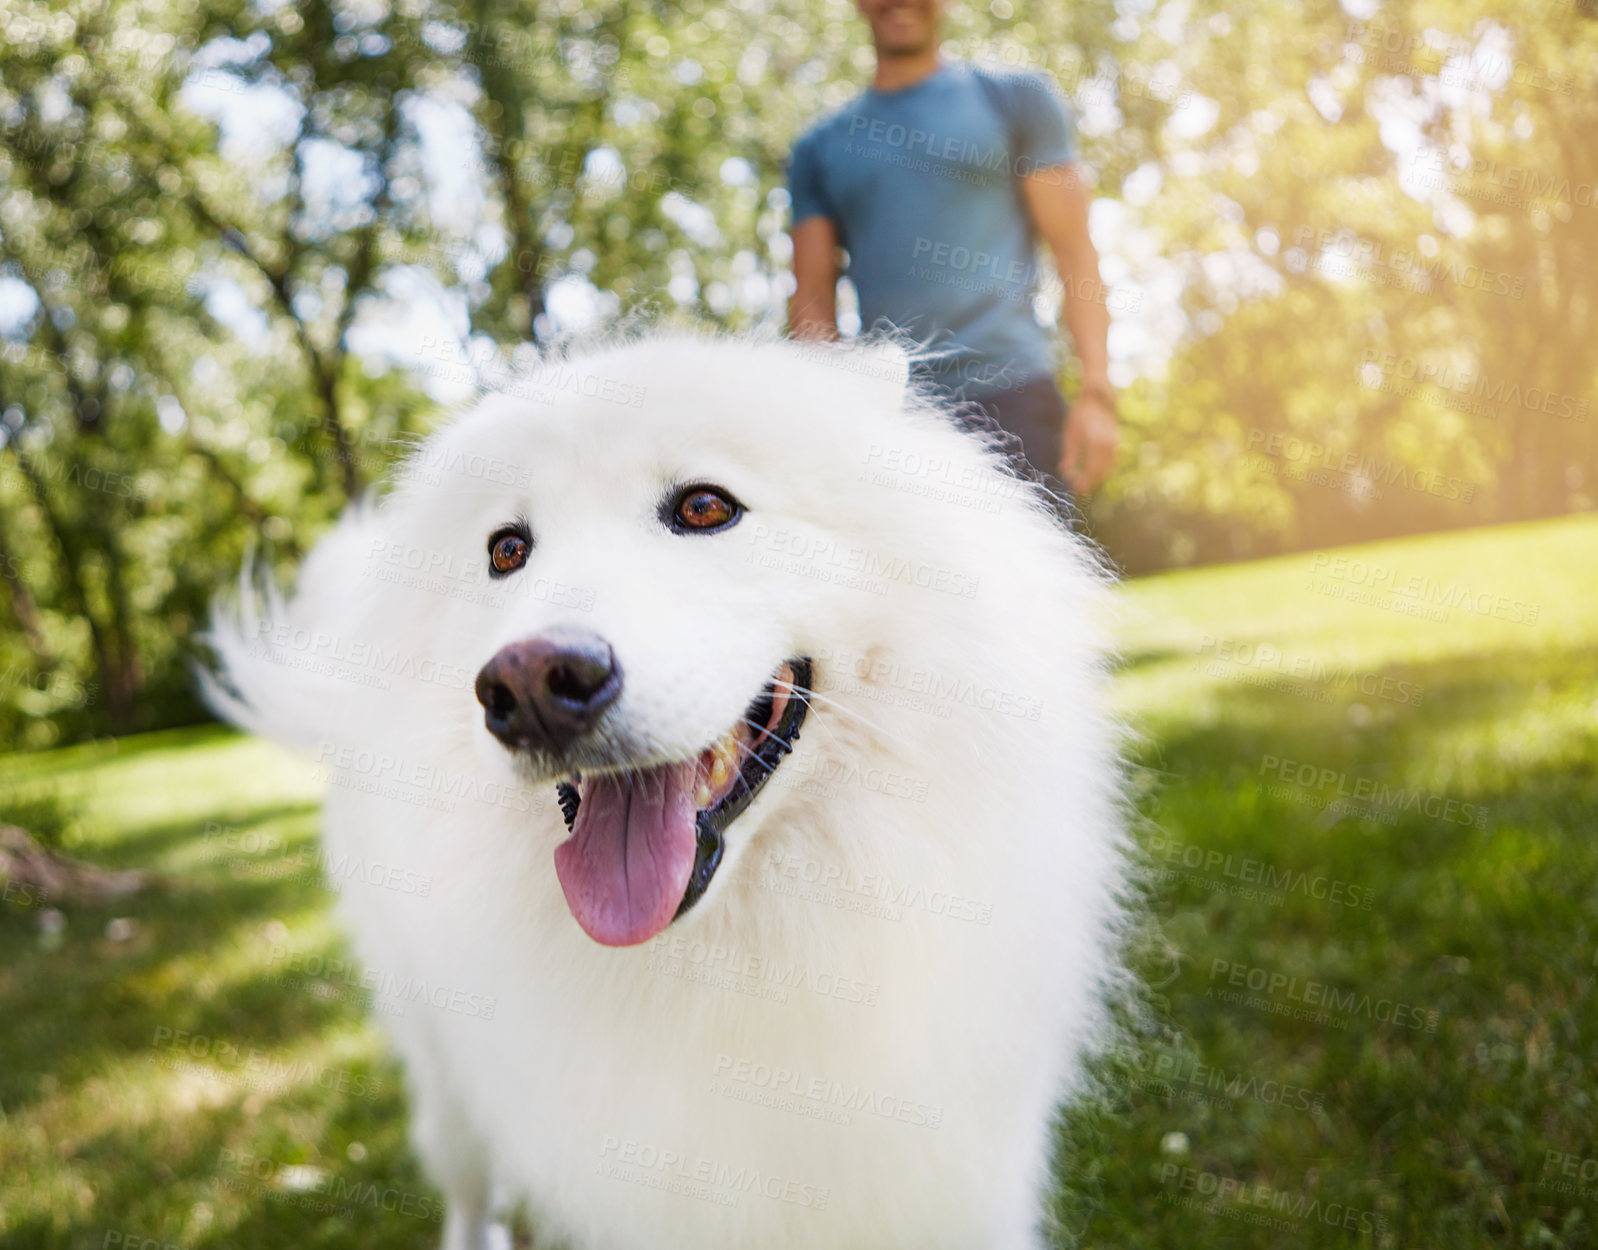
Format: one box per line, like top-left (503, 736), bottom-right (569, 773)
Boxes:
top-left (1021, 164), bottom-right (1118, 494)
top-left (788, 216), bottom-right (840, 341)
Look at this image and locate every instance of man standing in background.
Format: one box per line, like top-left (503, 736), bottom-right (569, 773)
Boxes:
top-left (787, 0), bottom-right (1119, 497)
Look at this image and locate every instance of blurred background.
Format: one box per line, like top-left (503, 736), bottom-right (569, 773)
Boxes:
top-left (0, 0), bottom-right (1593, 751)
top-left (2, 2), bottom-right (1597, 1247)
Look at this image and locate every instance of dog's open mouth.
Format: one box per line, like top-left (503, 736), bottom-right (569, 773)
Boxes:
top-left (551, 658), bottom-right (811, 947)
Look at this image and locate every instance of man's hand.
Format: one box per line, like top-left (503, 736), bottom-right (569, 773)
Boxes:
top-left (1059, 390), bottom-right (1118, 494)
top-left (1022, 166), bottom-right (1118, 493)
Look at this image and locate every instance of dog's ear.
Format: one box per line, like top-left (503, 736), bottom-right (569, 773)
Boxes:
top-left (795, 336), bottom-right (910, 411)
top-left (854, 339), bottom-right (911, 409)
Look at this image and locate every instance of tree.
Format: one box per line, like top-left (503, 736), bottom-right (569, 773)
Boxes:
top-left (1, 0), bottom-right (1592, 745)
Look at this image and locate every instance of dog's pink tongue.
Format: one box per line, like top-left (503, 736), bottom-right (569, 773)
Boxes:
top-left (554, 762), bottom-right (699, 947)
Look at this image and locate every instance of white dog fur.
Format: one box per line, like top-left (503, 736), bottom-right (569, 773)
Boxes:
top-left (204, 333), bottom-right (1128, 1249)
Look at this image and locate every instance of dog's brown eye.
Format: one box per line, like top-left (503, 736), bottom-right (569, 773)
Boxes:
top-left (673, 487), bottom-right (741, 533)
top-left (489, 530), bottom-right (529, 576)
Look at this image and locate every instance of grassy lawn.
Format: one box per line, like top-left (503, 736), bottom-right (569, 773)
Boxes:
top-left (2, 513), bottom-right (1596, 1248)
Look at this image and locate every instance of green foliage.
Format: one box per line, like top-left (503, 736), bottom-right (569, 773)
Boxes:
top-left (1, 0), bottom-right (1595, 747)
top-left (1090, 0), bottom-right (1598, 571)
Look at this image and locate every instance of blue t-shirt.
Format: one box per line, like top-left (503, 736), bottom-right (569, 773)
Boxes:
top-left (788, 62), bottom-right (1078, 399)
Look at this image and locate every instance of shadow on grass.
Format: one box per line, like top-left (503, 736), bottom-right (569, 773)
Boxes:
top-left (1, 1043), bottom-right (440, 1250)
top-left (1052, 643), bottom-right (1598, 1249)
top-left (1110, 645), bottom-right (1188, 675)
top-left (0, 862), bottom-right (357, 1113)
top-left (1137, 642), bottom-right (1596, 777)
top-left (65, 800), bottom-right (322, 873)
top-left (0, 723), bottom-right (242, 786)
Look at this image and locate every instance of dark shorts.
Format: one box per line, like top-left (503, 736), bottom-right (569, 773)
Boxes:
top-left (945, 376), bottom-right (1075, 523)
top-left (970, 376), bottom-right (1069, 480)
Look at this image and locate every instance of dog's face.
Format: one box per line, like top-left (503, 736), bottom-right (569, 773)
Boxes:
top-left (390, 339), bottom-right (913, 947)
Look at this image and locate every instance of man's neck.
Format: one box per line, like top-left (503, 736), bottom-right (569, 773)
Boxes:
top-left (872, 48), bottom-right (943, 93)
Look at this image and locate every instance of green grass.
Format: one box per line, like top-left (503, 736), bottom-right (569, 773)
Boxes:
top-left (3, 514), bottom-right (1597, 1248)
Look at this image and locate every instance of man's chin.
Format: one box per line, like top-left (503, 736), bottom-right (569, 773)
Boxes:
top-left (875, 30), bottom-right (936, 54)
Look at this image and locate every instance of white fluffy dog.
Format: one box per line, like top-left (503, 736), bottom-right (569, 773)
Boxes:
top-left (205, 333), bottom-right (1127, 1249)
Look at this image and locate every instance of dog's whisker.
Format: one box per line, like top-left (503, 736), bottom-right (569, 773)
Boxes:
top-left (787, 688), bottom-right (917, 752)
top-left (724, 725), bottom-right (784, 776)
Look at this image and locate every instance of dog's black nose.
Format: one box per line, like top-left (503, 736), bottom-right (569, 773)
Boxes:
top-left (475, 630), bottom-right (622, 751)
